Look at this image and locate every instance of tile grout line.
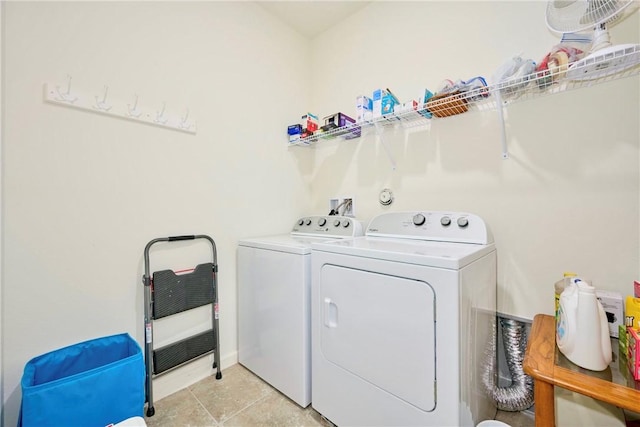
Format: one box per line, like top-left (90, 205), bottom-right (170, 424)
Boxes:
top-left (188, 387), bottom-right (220, 426)
top-left (188, 380), bottom-right (276, 425)
top-left (218, 389), bottom-right (276, 424)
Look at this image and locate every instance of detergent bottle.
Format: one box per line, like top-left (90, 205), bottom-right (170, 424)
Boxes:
top-left (556, 278), bottom-right (612, 371)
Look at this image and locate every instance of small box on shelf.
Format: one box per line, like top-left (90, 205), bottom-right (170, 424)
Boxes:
top-left (372, 88), bottom-right (388, 118)
top-left (301, 113), bottom-right (319, 133)
top-left (620, 324), bottom-right (628, 357)
top-left (356, 95), bottom-right (373, 123)
top-left (321, 112), bottom-right (360, 140)
top-left (596, 290), bottom-right (623, 338)
top-left (288, 124), bottom-right (302, 144)
top-left (628, 327), bottom-right (640, 380)
top-left (381, 93), bottom-right (397, 116)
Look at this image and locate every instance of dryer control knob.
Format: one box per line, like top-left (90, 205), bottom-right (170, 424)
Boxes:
top-left (457, 217), bottom-right (469, 228)
top-left (318, 218), bottom-right (327, 226)
top-left (413, 214), bottom-right (426, 226)
top-left (342, 221), bottom-right (350, 228)
top-left (441, 216), bottom-right (451, 226)
top-left (334, 220), bottom-right (341, 227)
top-left (298, 219), bottom-right (304, 226)
top-left (305, 219), bottom-right (312, 226)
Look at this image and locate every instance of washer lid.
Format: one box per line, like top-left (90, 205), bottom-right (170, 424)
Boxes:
top-left (312, 236), bottom-right (495, 269)
top-left (238, 234), bottom-right (344, 255)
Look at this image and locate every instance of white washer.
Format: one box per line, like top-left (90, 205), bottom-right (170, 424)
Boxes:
top-left (237, 215), bottom-right (363, 407)
top-left (311, 211), bottom-right (497, 426)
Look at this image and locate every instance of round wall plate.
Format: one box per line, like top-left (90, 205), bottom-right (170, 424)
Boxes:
top-left (379, 189), bottom-right (393, 206)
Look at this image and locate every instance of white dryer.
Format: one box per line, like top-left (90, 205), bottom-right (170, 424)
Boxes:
top-left (237, 216), bottom-right (363, 408)
top-left (311, 211), bottom-right (497, 426)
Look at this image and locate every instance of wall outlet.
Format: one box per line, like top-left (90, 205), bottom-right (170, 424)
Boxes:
top-left (342, 197), bottom-right (354, 216)
top-left (329, 198), bottom-right (339, 215)
top-left (329, 196), bottom-right (355, 217)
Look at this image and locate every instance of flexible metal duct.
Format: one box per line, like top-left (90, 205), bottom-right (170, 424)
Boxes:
top-left (482, 317), bottom-right (534, 411)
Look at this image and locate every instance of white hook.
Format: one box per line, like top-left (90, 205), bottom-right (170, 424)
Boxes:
top-left (154, 102), bottom-right (168, 125)
top-left (126, 94), bottom-right (142, 118)
top-left (179, 108), bottom-right (192, 130)
top-left (55, 75), bottom-right (78, 103)
top-left (93, 85), bottom-right (111, 112)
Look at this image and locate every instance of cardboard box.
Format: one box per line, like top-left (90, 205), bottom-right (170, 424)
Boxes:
top-left (620, 324), bottom-right (628, 356)
top-left (288, 124), bottom-right (302, 145)
top-left (301, 113), bottom-right (318, 132)
top-left (628, 327), bottom-right (640, 380)
top-left (321, 113), bottom-right (360, 140)
top-left (336, 113), bottom-right (360, 139)
top-left (596, 289), bottom-right (623, 338)
top-left (395, 100), bottom-right (419, 114)
top-left (321, 112), bottom-right (354, 130)
top-left (372, 89), bottom-right (388, 118)
top-left (289, 134), bottom-right (300, 144)
top-left (356, 96), bottom-right (373, 123)
top-left (418, 89), bottom-right (434, 118)
top-left (288, 124), bottom-right (302, 135)
top-left (381, 93), bottom-right (397, 116)
top-left (626, 296), bottom-right (640, 330)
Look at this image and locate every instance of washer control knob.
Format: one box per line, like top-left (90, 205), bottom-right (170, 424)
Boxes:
top-left (298, 219), bottom-right (304, 226)
top-left (318, 218), bottom-right (327, 227)
top-left (440, 216), bottom-right (451, 227)
top-left (457, 217), bottom-right (469, 228)
top-left (305, 219), bottom-right (312, 226)
top-left (334, 220), bottom-right (341, 227)
top-left (413, 214), bottom-right (426, 226)
top-left (343, 221), bottom-right (350, 228)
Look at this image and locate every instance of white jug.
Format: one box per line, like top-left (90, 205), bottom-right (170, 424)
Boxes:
top-left (556, 278), bottom-right (612, 371)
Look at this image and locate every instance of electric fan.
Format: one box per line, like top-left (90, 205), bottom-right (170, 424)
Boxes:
top-left (545, 0), bottom-right (640, 80)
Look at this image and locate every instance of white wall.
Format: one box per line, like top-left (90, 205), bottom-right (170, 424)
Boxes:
top-left (308, 1), bottom-right (640, 319)
top-left (1, 2), bottom-right (312, 425)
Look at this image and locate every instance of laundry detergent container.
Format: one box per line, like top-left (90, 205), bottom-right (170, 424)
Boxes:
top-left (19, 333), bottom-right (145, 427)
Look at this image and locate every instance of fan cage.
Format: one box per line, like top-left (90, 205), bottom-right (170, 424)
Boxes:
top-left (546, 0), bottom-right (635, 33)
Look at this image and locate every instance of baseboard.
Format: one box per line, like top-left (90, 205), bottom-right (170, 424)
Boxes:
top-left (150, 350), bottom-right (238, 402)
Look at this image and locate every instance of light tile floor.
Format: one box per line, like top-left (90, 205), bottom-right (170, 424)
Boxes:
top-left (144, 364), bottom-right (535, 427)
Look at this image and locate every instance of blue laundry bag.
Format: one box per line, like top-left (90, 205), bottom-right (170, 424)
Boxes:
top-left (19, 333), bottom-right (144, 427)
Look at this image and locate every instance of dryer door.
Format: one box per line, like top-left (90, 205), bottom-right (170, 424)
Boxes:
top-left (319, 265), bottom-right (436, 411)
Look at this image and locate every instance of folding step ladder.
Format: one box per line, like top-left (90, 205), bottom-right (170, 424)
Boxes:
top-left (142, 235), bottom-right (222, 417)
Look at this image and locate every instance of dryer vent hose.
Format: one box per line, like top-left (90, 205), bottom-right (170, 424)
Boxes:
top-left (482, 318), bottom-right (534, 412)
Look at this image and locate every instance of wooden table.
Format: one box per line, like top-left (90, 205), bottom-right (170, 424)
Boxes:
top-left (523, 313), bottom-right (640, 427)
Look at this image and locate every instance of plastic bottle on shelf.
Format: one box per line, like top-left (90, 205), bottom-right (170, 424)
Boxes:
top-left (555, 272), bottom-right (577, 321)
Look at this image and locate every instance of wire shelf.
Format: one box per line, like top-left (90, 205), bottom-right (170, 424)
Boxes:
top-left (290, 44), bottom-right (640, 147)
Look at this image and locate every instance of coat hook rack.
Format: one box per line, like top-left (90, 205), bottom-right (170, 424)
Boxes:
top-left (43, 80), bottom-right (196, 135)
top-left (93, 85), bottom-right (112, 112)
